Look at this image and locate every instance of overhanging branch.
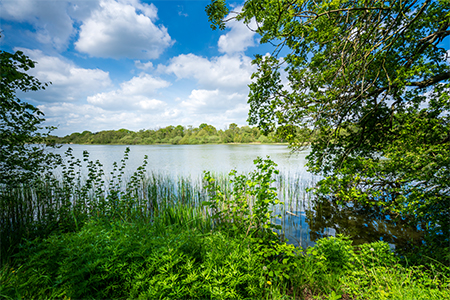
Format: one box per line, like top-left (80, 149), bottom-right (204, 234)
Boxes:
top-left (407, 71), bottom-right (450, 88)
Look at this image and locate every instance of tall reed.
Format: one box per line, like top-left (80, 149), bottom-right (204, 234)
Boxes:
top-left (0, 148), bottom-right (318, 266)
top-left (0, 148), bottom-right (214, 265)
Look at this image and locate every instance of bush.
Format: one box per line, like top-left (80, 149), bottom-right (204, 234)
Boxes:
top-left (307, 234), bottom-right (355, 274)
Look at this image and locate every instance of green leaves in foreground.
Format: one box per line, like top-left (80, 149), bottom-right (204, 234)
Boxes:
top-left (2, 224), bottom-right (449, 300)
top-left (206, 0), bottom-right (450, 264)
top-left (1, 220), bottom-right (265, 300)
top-left (203, 156), bottom-right (282, 238)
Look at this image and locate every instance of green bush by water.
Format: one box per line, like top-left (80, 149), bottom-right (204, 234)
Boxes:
top-left (0, 218), bottom-right (266, 299)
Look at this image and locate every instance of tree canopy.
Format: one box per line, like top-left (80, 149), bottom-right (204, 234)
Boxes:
top-left (207, 0), bottom-right (450, 257)
top-left (0, 39), bottom-right (54, 185)
top-left (50, 123), bottom-right (289, 145)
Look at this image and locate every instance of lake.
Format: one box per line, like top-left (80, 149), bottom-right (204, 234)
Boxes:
top-left (52, 144), bottom-right (313, 178)
top-left (50, 144), bottom-right (423, 250)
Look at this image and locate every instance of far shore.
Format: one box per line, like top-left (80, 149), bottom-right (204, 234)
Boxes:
top-left (59, 141), bottom-right (290, 145)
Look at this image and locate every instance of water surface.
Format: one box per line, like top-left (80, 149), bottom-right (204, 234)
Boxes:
top-left (50, 144), bottom-right (423, 250)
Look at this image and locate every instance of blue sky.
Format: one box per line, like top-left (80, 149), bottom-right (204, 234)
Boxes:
top-left (1, 0), bottom-right (273, 136)
top-left (1, 1), bottom-right (449, 137)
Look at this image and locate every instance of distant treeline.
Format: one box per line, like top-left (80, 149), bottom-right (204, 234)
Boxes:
top-left (49, 123), bottom-right (292, 145)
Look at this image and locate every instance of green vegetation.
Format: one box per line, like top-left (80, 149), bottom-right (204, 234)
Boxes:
top-left (1, 4), bottom-right (450, 299)
top-left (207, 0), bottom-right (450, 263)
top-left (48, 123), bottom-right (300, 145)
top-left (1, 150), bottom-right (449, 299)
top-left (0, 34), bottom-right (56, 186)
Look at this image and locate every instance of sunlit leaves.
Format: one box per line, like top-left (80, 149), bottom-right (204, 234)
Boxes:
top-left (207, 0), bottom-right (450, 261)
top-left (1, 42), bottom-right (55, 185)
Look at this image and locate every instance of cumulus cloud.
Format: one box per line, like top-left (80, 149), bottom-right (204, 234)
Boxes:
top-left (161, 53), bottom-right (255, 91)
top-left (16, 48), bottom-right (112, 102)
top-left (177, 90), bottom-right (249, 128)
top-left (87, 73), bottom-right (170, 110)
top-left (180, 89), bottom-right (220, 112)
top-left (0, 0), bottom-right (174, 58)
top-left (158, 52), bottom-right (256, 128)
top-left (180, 89), bottom-right (245, 115)
top-left (135, 60), bottom-right (153, 70)
top-left (218, 8), bottom-right (257, 54)
top-left (0, 0), bottom-right (76, 50)
top-left (75, 0), bottom-right (173, 59)
top-left (39, 102), bottom-right (183, 135)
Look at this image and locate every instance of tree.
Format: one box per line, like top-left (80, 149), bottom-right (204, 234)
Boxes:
top-left (207, 0), bottom-right (450, 257)
top-left (1, 40), bottom-right (55, 186)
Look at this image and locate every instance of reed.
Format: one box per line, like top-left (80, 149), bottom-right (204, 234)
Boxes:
top-left (0, 147), bottom-right (321, 266)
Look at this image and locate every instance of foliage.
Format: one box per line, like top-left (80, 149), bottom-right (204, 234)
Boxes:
top-left (2, 228), bottom-right (449, 300)
top-left (49, 123), bottom-right (290, 145)
top-left (0, 147), bottom-right (207, 265)
top-left (0, 151), bottom-right (449, 299)
top-left (306, 234), bottom-right (355, 274)
top-left (203, 156), bottom-right (282, 237)
top-left (207, 0), bottom-right (450, 262)
top-left (0, 38), bottom-right (56, 186)
top-left (0, 219), bottom-right (266, 300)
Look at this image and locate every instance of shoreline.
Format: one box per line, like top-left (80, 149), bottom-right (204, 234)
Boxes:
top-left (56, 142), bottom-right (291, 146)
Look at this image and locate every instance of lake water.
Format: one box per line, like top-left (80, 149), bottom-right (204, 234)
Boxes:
top-left (50, 144), bottom-right (423, 250)
top-left (52, 144), bottom-right (313, 179)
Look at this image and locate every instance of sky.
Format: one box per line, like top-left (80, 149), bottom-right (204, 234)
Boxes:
top-left (1, 1), bottom-right (449, 137)
top-left (1, 0), bottom-right (273, 136)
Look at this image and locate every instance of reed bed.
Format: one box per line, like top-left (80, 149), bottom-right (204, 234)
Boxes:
top-left (0, 149), bottom-right (319, 265)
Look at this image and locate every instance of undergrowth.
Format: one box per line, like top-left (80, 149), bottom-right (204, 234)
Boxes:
top-left (0, 150), bottom-right (449, 299)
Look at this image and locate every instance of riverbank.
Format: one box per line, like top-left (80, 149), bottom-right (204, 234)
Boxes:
top-left (1, 212), bottom-right (449, 300)
top-left (1, 150), bottom-right (448, 299)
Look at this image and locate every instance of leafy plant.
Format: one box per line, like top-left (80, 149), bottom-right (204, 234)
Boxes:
top-left (0, 35), bottom-right (56, 187)
top-left (306, 234), bottom-right (355, 274)
top-left (1, 218), bottom-right (266, 299)
top-left (203, 156), bottom-right (282, 238)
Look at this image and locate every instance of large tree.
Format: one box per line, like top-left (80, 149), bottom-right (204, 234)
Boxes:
top-left (207, 0), bottom-right (449, 255)
top-left (1, 40), bottom-right (55, 186)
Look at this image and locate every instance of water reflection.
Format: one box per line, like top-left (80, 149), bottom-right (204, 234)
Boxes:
top-left (282, 195), bottom-right (424, 252)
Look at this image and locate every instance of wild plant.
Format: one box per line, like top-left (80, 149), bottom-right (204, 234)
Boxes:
top-left (202, 156), bottom-right (282, 238)
top-left (0, 147), bottom-right (152, 265)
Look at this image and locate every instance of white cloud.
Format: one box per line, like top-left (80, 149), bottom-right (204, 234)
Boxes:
top-left (16, 48), bottom-right (112, 102)
top-left (161, 53), bottom-right (255, 91)
top-left (87, 73), bottom-right (170, 110)
top-left (39, 102), bottom-right (183, 135)
top-left (0, 0), bottom-right (174, 58)
top-left (180, 89), bottom-right (220, 112)
top-left (177, 90), bottom-right (250, 128)
top-left (135, 60), bottom-right (153, 70)
top-left (180, 89), bottom-right (245, 115)
top-left (75, 0), bottom-right (173, 59)
top-left (218, 8), bottom-right (257, 54)
top-left (0, 0), bottom-right (76, 50)
top-left (159, 52), bottom-right (256, 128)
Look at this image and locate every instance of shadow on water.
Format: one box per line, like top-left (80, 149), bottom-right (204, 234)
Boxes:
top-left (272, 174), bottom-right (425, 253)
top-left (277, 193), bottom-right (425, 253)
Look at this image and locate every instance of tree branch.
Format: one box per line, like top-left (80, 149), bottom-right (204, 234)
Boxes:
top-left (407, 71), bottom-right (450, 88)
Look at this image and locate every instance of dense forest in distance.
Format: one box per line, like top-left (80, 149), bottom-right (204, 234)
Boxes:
top-left (49, 123), bottom-right (295, 145)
